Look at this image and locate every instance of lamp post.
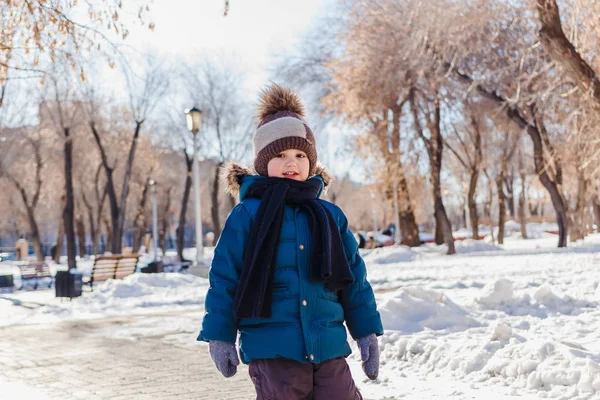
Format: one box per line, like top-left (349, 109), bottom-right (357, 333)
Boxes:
top-left (149, 179), bottom-right (158, 261)
top-left (185, 107), bottom-right (204, 266)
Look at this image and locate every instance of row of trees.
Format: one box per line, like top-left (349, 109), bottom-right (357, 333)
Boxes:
top-left (0, 55), bottom-right (257, 268)
top-left (3, 0), bottom-right (599, 266)
top-left (277, 0), bottom-right (600, 254)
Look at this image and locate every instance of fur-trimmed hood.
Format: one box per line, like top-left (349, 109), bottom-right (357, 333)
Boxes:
top-left (221, 161), bottom-right (333, 199)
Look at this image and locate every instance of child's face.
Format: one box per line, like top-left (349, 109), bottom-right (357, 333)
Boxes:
top-left (267, 148), bottom-right (310, 181)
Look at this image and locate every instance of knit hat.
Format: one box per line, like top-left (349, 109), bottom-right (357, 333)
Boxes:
top-left (253, 84), bottom-right (317, 176)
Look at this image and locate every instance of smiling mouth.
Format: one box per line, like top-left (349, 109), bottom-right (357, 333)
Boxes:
top-left (283, 171), bottom-right (299, 177)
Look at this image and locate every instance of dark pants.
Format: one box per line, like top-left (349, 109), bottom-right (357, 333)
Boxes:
top-left (248, 357), bottom-right (362, 400)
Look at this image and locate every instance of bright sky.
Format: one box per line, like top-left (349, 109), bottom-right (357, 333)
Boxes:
top-left (111, 0), bottom-right (363, 179)
top-left (123, 0), bottom-right (327, 94)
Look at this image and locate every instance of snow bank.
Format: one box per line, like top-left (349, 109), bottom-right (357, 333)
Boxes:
top-left (377, 322), bottom-right (600, 398)
top-left (76, 273), bottom-right (209, 309)
top-left (485, 339), bottom-right (600, 395)
top-left (362, 246), bottom-right (416, 264)
top-left (476, 279), bottom-right (596, 317)
top-left (454, 239), bottom-right (502, 253)
top-left (379, 287), bottom-right (480, 333)
top-left (27, 273), bottom-right (210, 322)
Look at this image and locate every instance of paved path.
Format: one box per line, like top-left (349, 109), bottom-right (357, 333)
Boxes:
top-left (0, 315), bottom-right (254, 400)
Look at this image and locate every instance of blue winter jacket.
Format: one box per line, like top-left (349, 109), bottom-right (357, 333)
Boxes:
top-left (198, 164), bottom-right (383, 364)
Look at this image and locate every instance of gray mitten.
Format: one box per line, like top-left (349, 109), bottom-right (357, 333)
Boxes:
top-left (209, 340), bottom-right (240, 378)
top-left (357, 334), bottom-right (379, 380)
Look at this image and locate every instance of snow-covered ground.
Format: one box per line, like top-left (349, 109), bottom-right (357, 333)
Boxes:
top-left (2, 228), bottom-right (600, 399)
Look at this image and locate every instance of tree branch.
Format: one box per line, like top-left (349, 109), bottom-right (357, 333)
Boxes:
top-left (535, 0), bottom-right (600, 108)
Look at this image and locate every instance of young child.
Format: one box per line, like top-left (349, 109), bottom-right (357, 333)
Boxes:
top-left (198, 84), bottom-right (383, 399)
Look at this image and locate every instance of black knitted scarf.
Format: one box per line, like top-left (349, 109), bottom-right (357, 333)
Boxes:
top-left (233, 177), bottom-right (354, 319)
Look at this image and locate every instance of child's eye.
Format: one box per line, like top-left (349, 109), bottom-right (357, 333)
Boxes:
top-left (276, 153), bottom-right (285, 158)
top-left (296, 154), bottom-right (306, 158)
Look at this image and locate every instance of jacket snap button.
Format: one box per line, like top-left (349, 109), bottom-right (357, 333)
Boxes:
top-left (299, 244), bottom-right (304, 250)
top-left (309, 354), bottom-right (314, 361)
top-left (302, 300), bottom-right (307, 306)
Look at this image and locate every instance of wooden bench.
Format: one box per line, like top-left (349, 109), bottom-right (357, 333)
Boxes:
top-left (17, 261), bottom-right (53, 290)
top-left (84, 254), bottom-right (140, 291)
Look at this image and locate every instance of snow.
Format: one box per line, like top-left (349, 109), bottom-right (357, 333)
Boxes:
top-left (0, 378), bottom-right (50, 400)
top-left (3, 230), bottom-right (600, 399)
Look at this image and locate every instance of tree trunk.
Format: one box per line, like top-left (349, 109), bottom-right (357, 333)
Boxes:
top-left (82, 193), bottom-right (98, 256)
top-left (177, 151), bottom-right (193, 262)
top-left (90, 122), bottom-right (121, 254)
top-left (592, 194), bottom-right (600, 233)
top-left (211, 163), bottom-right (223, 244)
top-left (468, 168), bottom-right (479, 239)
top-left (94, 187), bottom-right (107, 256)
top-left (103, 217), bottom-right (112, 254)
top-left (483, 169), bottom-right (495, 243)
top-left (569, 171), bottom-right (587, 242)
top-left (53, 211), bottom-right (65, 263)
top-left (504, 172), bottom-right (515, 218)
top-left (12, 184), bottom-right (44, 261)
top-left (115, 120), bottom-right (143, 254)
top-left (8, 140), bottom-right (45, 261)
top-left (160, 187), bottom-right (172, 255)
top-left (389, 105), bottom-right (420, 247)
top-left (76, 210), bottom-right (87, 257)
top-left (25, 206), bottom-right (44, 261)
top-left (526, 115), bottom-right (568, 247)
top-left (133, 179), bottom-right (151, 253)
top-left (431, 159), bottom-right (455, 253)
top-left (63, 129), bottom-right (77, 269)
top-left (430, 116), bottom-right (455, 254)
top-left (408, 90), bottom-right (454, 254)
top-left (396, 165), bottom-right (421, 247)
top-left (496, 174), bottom-right (507, 245)
top-left (519, 166), bottom-right (528, 239)
top-left (462, 199), bottom-right (468, 229)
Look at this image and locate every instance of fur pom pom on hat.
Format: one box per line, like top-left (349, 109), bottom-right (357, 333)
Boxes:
top-left (253, 84), bottom-right (317, 176)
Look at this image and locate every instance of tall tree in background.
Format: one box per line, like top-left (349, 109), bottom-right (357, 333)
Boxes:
top-left (443, 108), bottom-right (484, 240)
top-left (408, 89), bottom-right (455, 254)
top-left (42, 72), bottom-right (83, 269)
top-left (0, 131), bottom-right (45, 260)
top-left (320, 1), bottom-right (422, 246)
top-left (86, 58), bottom-right (169, 254)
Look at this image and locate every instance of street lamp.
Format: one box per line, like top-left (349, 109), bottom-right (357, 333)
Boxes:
top-left (185, 107), bottom-right (204, 266)
top-left (149, 179), bottom-right (158, 262)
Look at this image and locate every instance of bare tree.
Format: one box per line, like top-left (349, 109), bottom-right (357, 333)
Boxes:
top-left (41, 70), bottom-right (85, 269)
top-left (409, 89), bottom-right (455, 254)
top-left (443, 110), bottom-right (484, 240)
top-left (0, 131), bottom-right (45, 260)
top-left (493, 130), bottom-right (521, 244)
top-left (86, 58), bottom-right (169, 254)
